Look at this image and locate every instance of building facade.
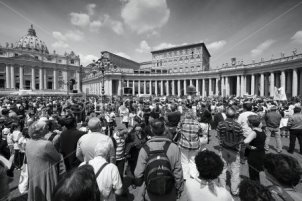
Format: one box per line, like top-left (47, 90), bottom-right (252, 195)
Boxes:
top-left (0, 25), bottom-right (81, 94)
top-left (83, 43), bottom-right (302, 98)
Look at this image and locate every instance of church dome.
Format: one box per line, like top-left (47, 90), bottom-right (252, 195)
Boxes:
top-left (15, 25), bottom-right (49, 54)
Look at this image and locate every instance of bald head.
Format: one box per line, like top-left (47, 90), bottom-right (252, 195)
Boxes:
top-left (226, 107), bottom-right (236, 119)
top-left (88, 117), bottom-right (101, 132)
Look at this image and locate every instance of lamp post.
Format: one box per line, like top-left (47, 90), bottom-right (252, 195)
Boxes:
top-left (91, 53), bottom-right (113, 103)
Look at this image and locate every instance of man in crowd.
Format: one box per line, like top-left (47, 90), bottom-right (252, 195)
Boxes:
top-left (237, 102), bottom-right (256, 137)
top-left (264, 105), bottom-right (282, 153)
top-left (134, 119), bottom-right (184, 201)
top-left (287, 106), bottom-right (302, 154)
top-left (217, 107), bottom-right (244, 196)
top-left (76, 117), bottom-right (116, 163)
top-left (59, 116), bottom-right (86, 171)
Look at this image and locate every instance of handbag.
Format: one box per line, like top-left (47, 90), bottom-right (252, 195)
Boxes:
top-left (18, 156), bottom-right (28, 194)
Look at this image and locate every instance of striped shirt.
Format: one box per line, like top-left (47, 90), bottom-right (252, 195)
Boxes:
top-left (113, 131), bottom-right (127, 160)
top-left (178, 118), bottom-right (202, 150)
top-left (216, 118), bottom-right (244, 151)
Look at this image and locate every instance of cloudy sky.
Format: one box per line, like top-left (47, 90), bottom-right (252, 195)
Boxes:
top-left (1, 0), bottom-right (302, 67)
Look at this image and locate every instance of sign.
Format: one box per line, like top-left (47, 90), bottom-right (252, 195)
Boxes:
top-left (274, 87), bottom-right (287, 101)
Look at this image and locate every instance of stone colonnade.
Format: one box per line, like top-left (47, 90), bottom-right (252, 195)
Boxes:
top-left (220, 68), bottom-right (302, 97)
top-left (4, 64), bottom-right (80, 91)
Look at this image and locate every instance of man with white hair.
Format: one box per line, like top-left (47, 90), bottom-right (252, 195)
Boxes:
top-left (76, 117), bottom-right (115, 163)
top-left (81, 142), bottom-right (122, 201)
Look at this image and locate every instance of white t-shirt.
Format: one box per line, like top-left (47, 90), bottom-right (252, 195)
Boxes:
top-left (80, 157), bottom-right (122, 201)
top-left (185, 177), bottom-right (234, 201)
top-left (237, 111), bottom-right (256, 137)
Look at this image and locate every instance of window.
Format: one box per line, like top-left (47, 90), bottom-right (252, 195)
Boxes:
top-left (71, 60), bottom-right (75, 64)
top-left (58, 60), bottom-right (62, 63)
top-left (35, 56), bottom-right (38, 59)
top-left (15, 53), bottom-right (18, 57)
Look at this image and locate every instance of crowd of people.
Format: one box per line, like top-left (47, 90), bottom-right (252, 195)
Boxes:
top-left (0, 94), bottom-right (302, 201)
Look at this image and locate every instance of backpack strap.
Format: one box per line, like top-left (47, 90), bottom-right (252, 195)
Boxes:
top-left (268, 185), bottom-right (295, 201)
top-left (95, 162), bottom-right (108, 178)
top-left (143, 140), bottom-right (171, 156)
top-left (48, 132), bottom-right (57, 142)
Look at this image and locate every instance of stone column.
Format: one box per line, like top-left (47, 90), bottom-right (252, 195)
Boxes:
top-left (202, 79), bottom-right (206, 97)
top-left (215, 78), bottom-right (219, 95)
top-left (118, 79), bottom-right (122, 95)
top-left (172, 80), bottom-right (175, 95)
top-left (138, 81), bottom-right (141, 95)
top-left (221, 77), bottom-right (225, 97)
top-left (6, 65), bottom-right (10, 88)
top-left (144, 81), bottom-right (146, 94)
top-left (76, 71), bottom-right (80, 92)
top-left (225, 77), bottom-right (230, 96)
top-left (132, 80), bottom-right (135, 95)
top-left (19, 66), bottom-right (24, 89)
top-left (184, 80), bottom-right (187, 95)
top-left (260, 73), bottom-right (264, 96)
top-left (160, 80), bottom-right (164, 95)
top-left (53, 70), bottom-right (57, 90)
top-left (281, 71), bottom-right (286, 90)
top-left (166, 81), bottom-right (170, 96)
top-left (31, 68), bottom-right (36, 90)
top-left (236, 76), bottom-right (241, 97)
top-left (149, 80), bottom-right (152, 95)
top-left (155, 81), bottom-right (158, 95)
top-left (10, 65), bottom-right (15, 89)
top-left (190, 79), bottom-right (193, 86)
top-left (241, 75), bottom-right (245, 96)
top-left (39, 69), bottom-right (43, 90)
top-left (44, 69), bottom-right (47, 90)
top-left (292, 69), bottom-right (298, 97)
top-left (177, 80), bottom-right (181, 96)
top-left (270, 72), bottom-right (275, 97)
top-left (62, 71), bottom-right (67, 91)
top-left (209, 78), bottom-right (213, 96)
top-left (127, 80), bottom-right (129, 87)
top-left (251, 74), bottom-right (255, 95)
top-left (108, 79), bottom-right (112, 96)
top-left (196, 79), bottom-right (199, 95)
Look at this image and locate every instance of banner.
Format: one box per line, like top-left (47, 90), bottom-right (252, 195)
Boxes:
top-left (274, 87), bottom-right (287, 101)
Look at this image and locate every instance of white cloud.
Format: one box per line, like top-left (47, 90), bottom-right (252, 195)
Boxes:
top-left (251, 39), bottom-right (275, 57)
top-left (115, 52), bottom-right (131, 59)
top-left (52, 30), bottom-right (84, 42)
top-left (79, 54), bottom-right (99, 66)
top-left (153, 42), bottom-right (175, 51)
top-left (136, 40), bottom-right (151, 53)
top-left (87, 3), bottom-right (96, 16)
top-left (70, 12), bottom-right (90, 27)
top-left (107, 18), bottom-right (124, 35)
top-left (52, 41), bottom-right (69, 49)
top-left (207, 40), bottom-right (226, 52)
top-left (121, 0), bottom-right (170, 34)
top-left (89, 20), bottom-right (103, 32)
top-left (291, 30), bottom-right (302, 44)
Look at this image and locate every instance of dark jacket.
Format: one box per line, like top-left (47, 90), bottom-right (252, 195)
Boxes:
top-left (265, 111), bottom-right (282, 128)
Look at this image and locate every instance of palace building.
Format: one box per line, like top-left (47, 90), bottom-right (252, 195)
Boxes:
top-left (82, 43), bottom-right (302, 98)
top-left (0, 25), bottom-right (81, 95)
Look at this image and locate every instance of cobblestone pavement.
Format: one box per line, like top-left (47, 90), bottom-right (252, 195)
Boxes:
top-left (9, 128), bottom-right (302, 201)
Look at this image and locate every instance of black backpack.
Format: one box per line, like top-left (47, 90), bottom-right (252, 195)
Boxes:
top-left (143, 141), bottom-right (175, 196)
top-left (221, 122), bottom-right (242, 151)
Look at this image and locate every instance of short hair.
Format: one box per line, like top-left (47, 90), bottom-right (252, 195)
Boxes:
top-left (243, 103), bottom-right (253, 111)
top-left (52, 165), bottom-right (99, 201)
top-left (226, 107), bottom-right (236, 119)
top-left (64, 117), bottom-right (76, 129)
top-left (195, 150), bottom-right (223, 180)
top-left (264, 153), bottom-right (302, 187)
top-left (239, 179), bottom-right (275, 201)
top-left (150, 119), bottom-right (165, 136)
top-left (199, 110), bottom-right (212, 124)
top-left (248, 115), bottom-right (261, 127)
top-left (293, 106), bottom-right (301, 113)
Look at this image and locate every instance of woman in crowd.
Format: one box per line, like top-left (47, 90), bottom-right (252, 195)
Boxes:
top-left (10, 123), bottom-right (23, 170)
top-left (239, 179), bottom-right (275, 201)
top-left (198, 110), bottom-right (212, 148)
top-left (264, 153), bottom-right (302, 201)
top-left (243, 115), bottom-right (266, 182)
top-left (26, 120), bottom-right (61, 201)
top-left (185, 150), bottom-right (234, 201)
top-left (52, 165), bottom-right (100, 201)
top-left (119, 104), bottom-right (130, 128)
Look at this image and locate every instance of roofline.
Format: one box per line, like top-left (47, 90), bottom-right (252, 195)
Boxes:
top-left (151, 42), bottom-right (211, 57)
top-left (101, 51), bottom-right (140, 65)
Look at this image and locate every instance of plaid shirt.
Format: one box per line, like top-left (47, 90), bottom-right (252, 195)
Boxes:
top-left (178, 117), bottom-right (202, 150)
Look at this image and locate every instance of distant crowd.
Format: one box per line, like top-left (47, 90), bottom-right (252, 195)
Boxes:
top-left (0, 94), bottom-right (302, 201)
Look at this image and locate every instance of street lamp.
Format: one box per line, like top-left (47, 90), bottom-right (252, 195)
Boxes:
top-left (91, 53), bottom-right (114, 103)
